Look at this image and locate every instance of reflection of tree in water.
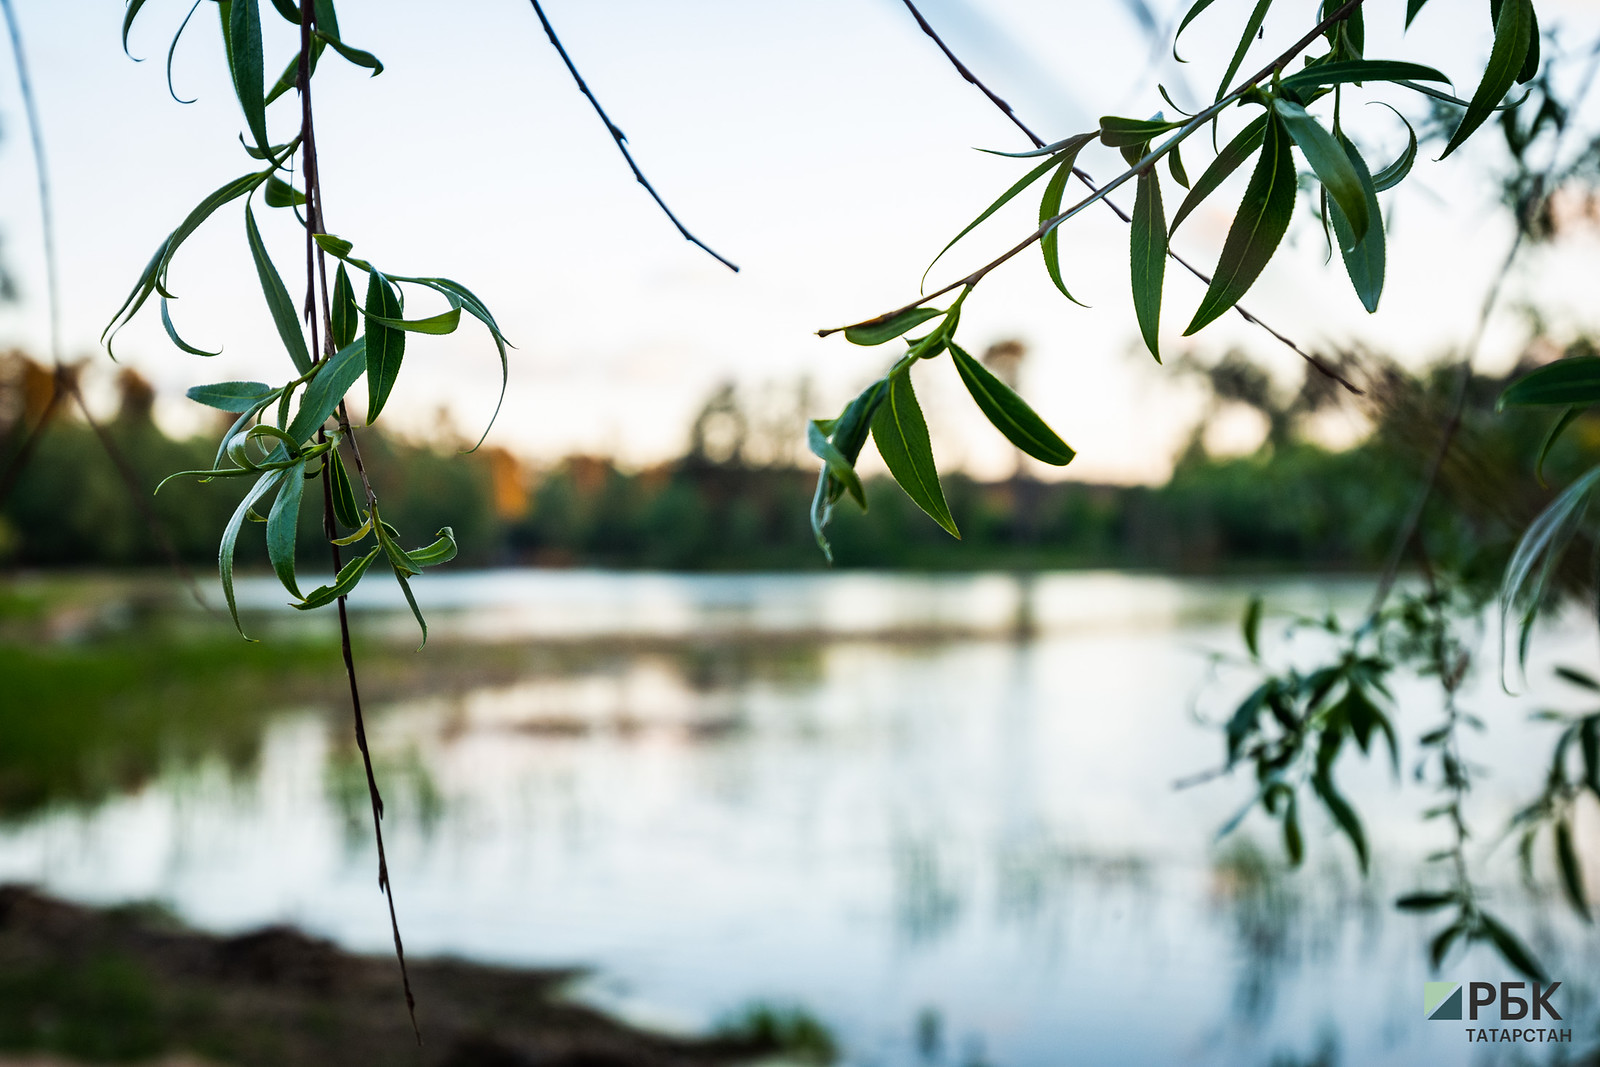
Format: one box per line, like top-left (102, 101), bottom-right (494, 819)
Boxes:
top-left (893, 837), bottom-right (966, 947)
top-left (1211, 839), bottom-right (1308, 1027)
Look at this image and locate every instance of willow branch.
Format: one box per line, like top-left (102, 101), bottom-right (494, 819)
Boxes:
top-left (298, 2), bottom-right (419, 1040)
top-left (526, 0), bottom-right (738, 272)
top-left (864, 0), bottom-right (1365, 394)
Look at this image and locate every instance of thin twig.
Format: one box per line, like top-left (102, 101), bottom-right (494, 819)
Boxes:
top-left (297, 3), bottom-right (419, 1041)
top-left (898, 0), bottom-right (1044, 149)
top-left (866, 0), bottom-right (1365, 394)
top-left (526, 0), bottom-right (738, 273)
top-left (0, 0), bottom-right (216, 609)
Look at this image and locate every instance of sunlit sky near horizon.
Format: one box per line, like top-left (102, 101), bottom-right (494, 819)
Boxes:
top-left (3, 0), bottom-right (1600, 483)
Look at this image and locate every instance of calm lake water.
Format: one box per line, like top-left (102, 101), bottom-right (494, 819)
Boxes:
top-left (3, 570), bottom-right (1598, 1066)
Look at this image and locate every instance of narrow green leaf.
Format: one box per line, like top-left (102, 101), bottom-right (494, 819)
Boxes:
top-left (377, 517), bottom-right (422, 578)
top-left (1275, 98), bottom-right (1368, 243)
top-left (264, 176), bottom-right (306, 209)
top-left (311, 0), bottom-right (340, 37)
top-left (363, 305), bottom-right (462, 335)
top-left (406, 527), bottom-right (458, 568)
top-left (1556, 819), bottom-right (1590, 920)
top-left (1441, 0), bottom-right (1534, 159)
top-left (1243, 595), bottom-right (1263, 658)
top-left (1430, 919), bottom-right (1466, 969)
top-left (1518, 3), bottom-right (1540, 84)
top-left (1130, 168), bottom-right (1166, 361)
top-left (843, 306), bottom-right (944, 347)
top-left (312, 232), bottom-right (374, 272)
top-left (1582, 715), bottom-right (1600, 799)
top-left (1279, 60), bottom-right (1450, 95)
top-left (225, 0), bottom-right (270, 155)
top-left (1406, 0), bottom-right (1430, 29)
top-left (187, 380), bottom-right (276, 412)
top-left (364, 271), bottom-right (405, 422)
top-left (1371, 109), bottom-right (1418, 192)
top-left (948, 343), bottom-right (1074, 465)
top-left (1501, 465), bottom-right (1600, 676)
top-left (293, 546), bottom-right (381, 610)
top-left (165, 0), bottom-right (205, 104)
top-left (1396, 892), bottom-right (1456, 911)
top-left (871, 369), bottom-right (959, 538)
top-left (220, 468), bottom-right (287, 637)
top-left (1168, 142), bottom-right (1190, 188)
top-left (329, 445), bottom-right (362, 529)
top-left (393, 567), bottom-right (428, 648)
top-left (1170, 115), bottom-right (1267, 236)
top-left (123, 0), bottom-right (152, 58)
top-left (1185, 112), bottom-right (1295, 335)
top-left (245, 203), bottom-right (313, 374)
top-left (1099, 116), bottom-right (1180, 148)
top-left (1478, 912), bottom-right (1547, 981)
top-left (286, 336), bottom-right (366, 444)
top-left (1556, 665), bottom-right (1600, 690)
top-left (1172, 0), bottom-right (1222, 61)
top-left (1328, 133), bottom-right (1385, 312)
top-left (1314, 774), bottom-right (1368, 873)
top-left (924, 140), bottom-right (1088, 289)
top-left (266, 459), bottom-right (306, 598)
top-left (1283, 794), bottom-right (1304, 866)
top-left (266, 0), bottom-right (299, 23)
top-left (1215, 0), bottom-right (1275, 103)
top-left (331, 264), bottom-right (358, 350)
top-left (160, 298), bottom-right (222, 356)
top-left (104, 170), bottom-right (270, 354)
top-left (808, 421), bottom-right (867, 508)
top-left (1502, 357), bottom-right (1600, 408)
top-left (1535, 407), bottom-right (1582, 486)
top-left (392, 276), bottom-right (510, 450)
top-left (331, 517), bottom-right (372, 546)
top-left (264, 38), bottom-right (324, 107)
top-left (311, 28), bottom-right (382, 75)
top-left (1039, 155), bottom-right (1088, 307)
top-left (976, 133), bottom-right (1096, 159)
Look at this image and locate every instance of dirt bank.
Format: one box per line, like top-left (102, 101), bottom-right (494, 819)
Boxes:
top-left (0, 886), bottom-right (788, 1066)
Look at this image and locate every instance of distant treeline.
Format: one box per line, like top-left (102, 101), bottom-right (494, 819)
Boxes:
top-left (0, 347), bottom-right (1585, 573)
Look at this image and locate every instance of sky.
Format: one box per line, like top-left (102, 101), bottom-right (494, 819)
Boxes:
top-left (3, 0), bottom-right (1600, 483)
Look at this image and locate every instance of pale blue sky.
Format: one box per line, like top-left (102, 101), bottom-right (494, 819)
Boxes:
top-left (2, 1), bottom-right (1599, 482)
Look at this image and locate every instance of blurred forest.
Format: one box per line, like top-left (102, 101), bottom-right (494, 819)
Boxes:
top-left (1, 338), bottom-right (1589, 575)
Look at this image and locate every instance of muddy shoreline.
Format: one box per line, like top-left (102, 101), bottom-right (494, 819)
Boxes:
top-left (0, 886), bottom-right (792, 1066)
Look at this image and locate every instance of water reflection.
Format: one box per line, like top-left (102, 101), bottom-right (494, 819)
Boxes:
top-left (2, 570), bottom-right (1598, 1065)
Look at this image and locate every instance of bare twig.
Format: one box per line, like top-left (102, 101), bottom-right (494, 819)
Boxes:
top-left (0, 0), bottom-right (216, 609)
top-left (526, 0), bottom-right (738, 273)
top-left (297, 3), bottom-right (419, 1041)
top-left (863, 0), bottom-right (1366, 395)
top-left (898, 0), bottom-right (1045, 149)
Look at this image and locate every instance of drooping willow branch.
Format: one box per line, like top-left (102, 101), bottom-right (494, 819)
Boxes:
top-left (0, 0), bottom-right (213, 610)
top-left (822, 0), bottom-right (1368, 341)
top-left (294, 1), bottom-right (418, 1041)
top-left (525, 0), bottom-right (738, 273)
top-left (894, 0), bottom-right (1361, 394)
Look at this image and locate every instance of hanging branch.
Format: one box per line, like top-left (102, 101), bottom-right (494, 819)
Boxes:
top-left (294, 0), bottom-right (419, 1041)
top-left (0, 0), bottom-right (214, 609)
top-left (526, 0), bottom-right (739, 272)
top-left (890, 0), bottom-right (1362, 395)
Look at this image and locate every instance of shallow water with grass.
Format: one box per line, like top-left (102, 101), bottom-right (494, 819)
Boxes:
top-left (1, 569), bottom-right (1596, 1065)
